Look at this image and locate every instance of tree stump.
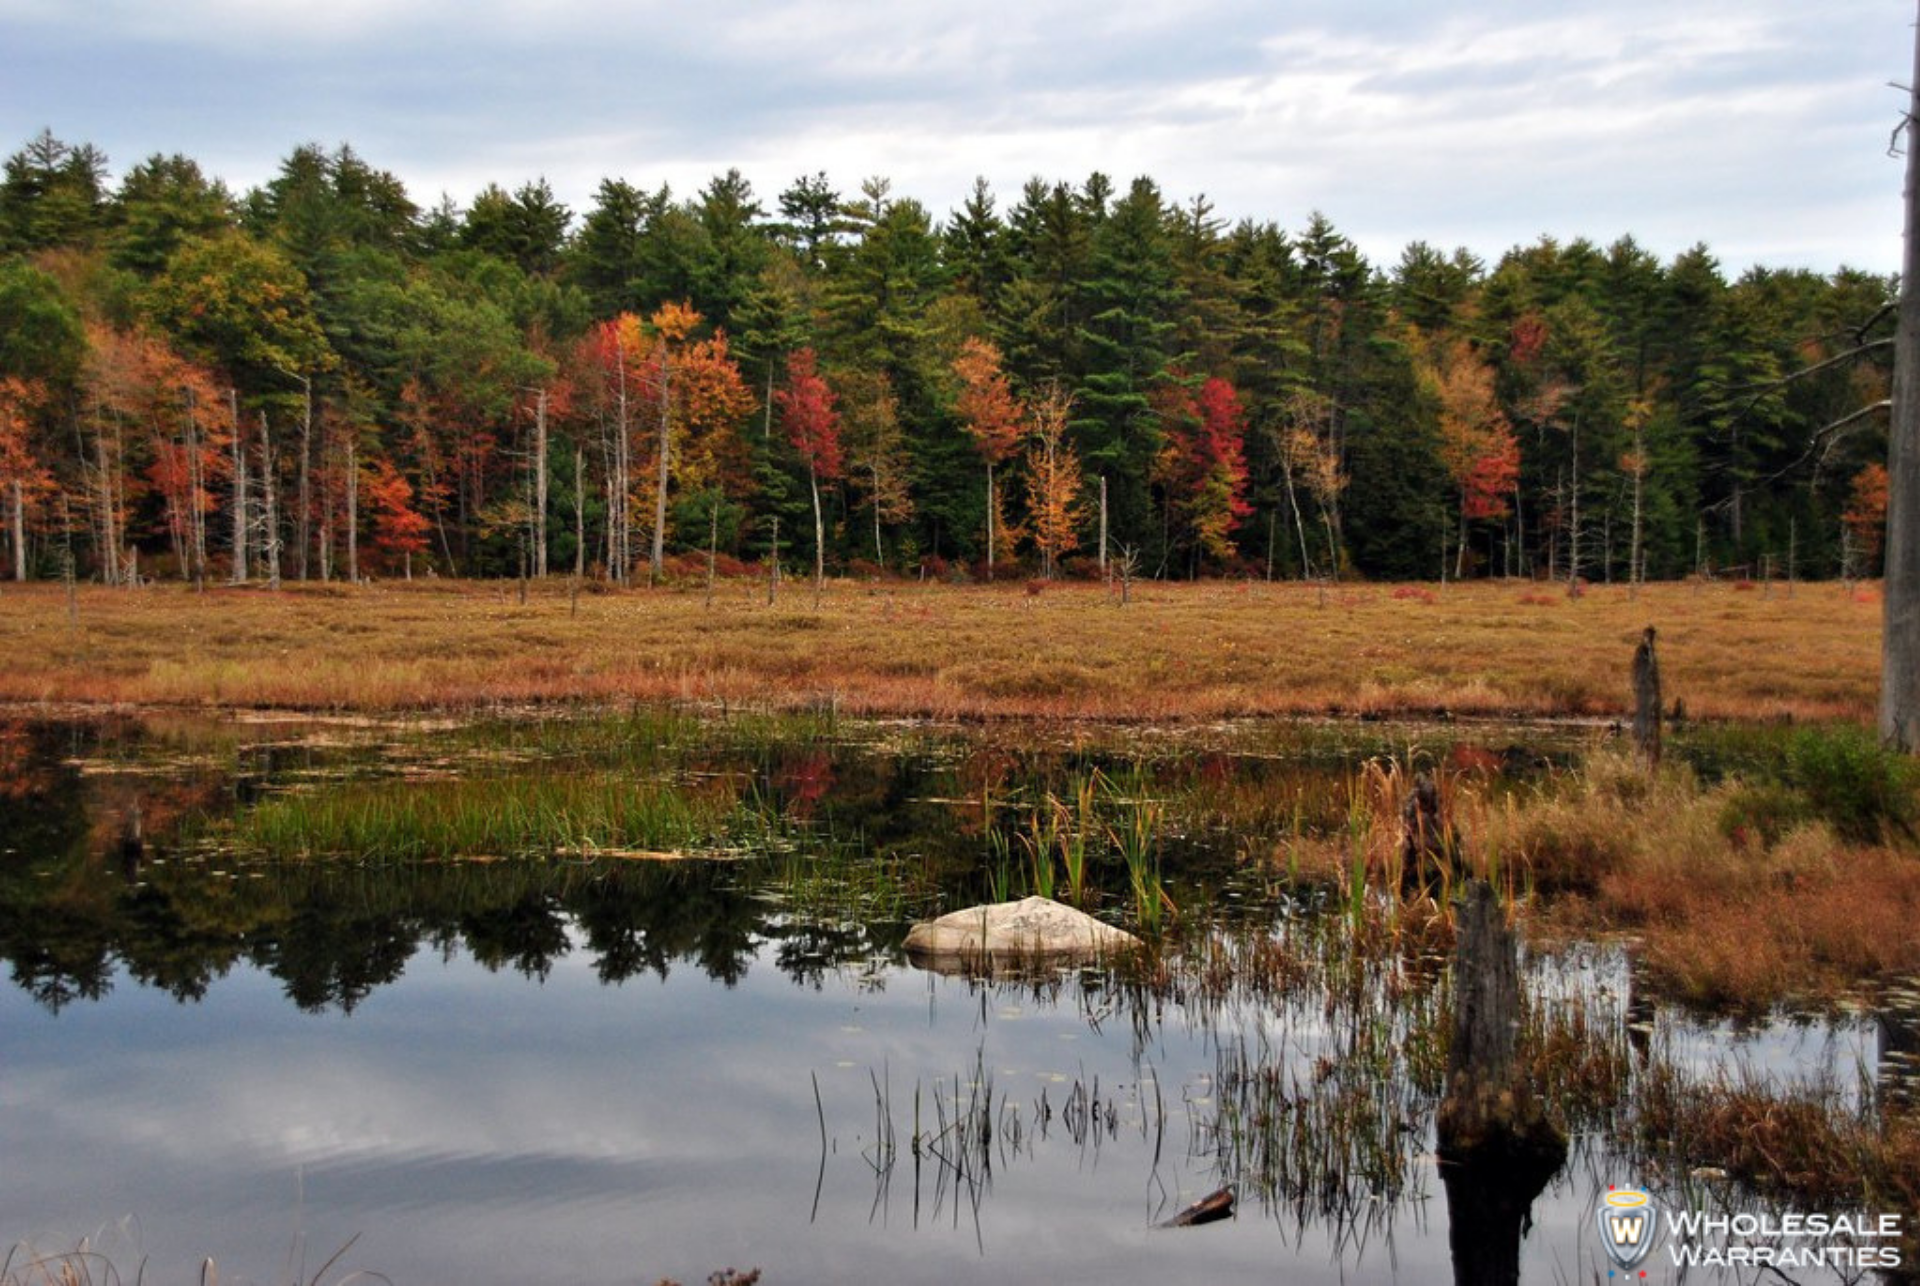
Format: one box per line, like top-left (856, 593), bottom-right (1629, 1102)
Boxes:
top-left (1632, 626), bottom-right (1662, 769)
top-left (1401, 771), bottom-right (1457, 897)
top-left (1437, 880), bottom-right (1566, 1286)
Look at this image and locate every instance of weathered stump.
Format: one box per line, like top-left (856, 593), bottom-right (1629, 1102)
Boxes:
top-left (1632, 626), bottom-right (1662, 769)
top-left (1400, 771), bottom-right (1458, 897)
top-left (1437, 880), bottom-right (1567, 1286)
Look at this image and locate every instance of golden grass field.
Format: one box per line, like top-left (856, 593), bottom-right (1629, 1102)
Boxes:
top-left (0, 575), bottom-right (1884, 720)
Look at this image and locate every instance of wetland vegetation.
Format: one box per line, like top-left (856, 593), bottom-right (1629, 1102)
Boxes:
top-left (3, 691), bottom-right (1918, 1281)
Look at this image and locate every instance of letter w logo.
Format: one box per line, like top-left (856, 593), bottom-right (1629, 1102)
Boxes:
top-left (1596, 1190), bottom-right (1659, 1269)
top-left (1607, 1214), bottom-right (1645, 1245)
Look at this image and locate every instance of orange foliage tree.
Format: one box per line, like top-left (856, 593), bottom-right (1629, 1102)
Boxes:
top-left (1845, 462), bottom-right (1890, 572)
top-left (575, 305), bottom-right (752, 582)
top-left (1153, 373), bottom-right (1252, 567)
top-left (0, 378), bottom-right (55, 581)
top-left (776, 346), bottom-right (842, 599)
top-left (1025, 384), bottom-right (1082, 579)
top-left (952, 336), bottom-right (1025, 572)
top-left (1425, 336), bottom-right (1519, 578)
top-left (365, 456), bottom-right (431, 578)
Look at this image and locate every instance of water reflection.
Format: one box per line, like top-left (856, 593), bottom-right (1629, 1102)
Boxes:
top-left (0, 712), bottom-right (1912, 1285)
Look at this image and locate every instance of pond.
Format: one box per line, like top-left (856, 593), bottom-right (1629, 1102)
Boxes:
top-left (0, 711), bottom-right (1907, 1285)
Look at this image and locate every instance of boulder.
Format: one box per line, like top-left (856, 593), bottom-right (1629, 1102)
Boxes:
top-left (903, 896), bottom-right (1142, 973)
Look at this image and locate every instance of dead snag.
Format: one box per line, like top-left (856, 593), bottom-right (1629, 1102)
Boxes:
top-left (1631, 625), bottom-right (1662, 769)
top-left (1437, 880), bottom-right (1566, 1286)
top-left (1437, 880), bottom-right (1565, 1171)
top-left (1400, 771), bottom-right (1458, 899)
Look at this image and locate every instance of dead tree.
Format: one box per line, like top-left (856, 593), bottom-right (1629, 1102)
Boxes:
top-left (1400, 771), bottom-right (1458, 897)
top-left (1886, 5), bottom-right (1920, 750)
top-left (1438, 882), bottom-right (1564, 1165)
top-left (1437, 880), bottom-right (1567, 1286)
top-left (1631, 626), bottom-right (1662, 769)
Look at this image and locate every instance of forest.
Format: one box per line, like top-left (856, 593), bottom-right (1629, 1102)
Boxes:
top-left (0, 128), bottom-right (1899, 588)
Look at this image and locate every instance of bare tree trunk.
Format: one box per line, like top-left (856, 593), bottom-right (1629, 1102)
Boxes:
top-left (1565, 416), bottom-right (1581, 598)
top-left (1320, 503), bottom-right (1339, 584)
top-left (613, 338), bottom-right (631, 582)
top-left (767, 515), bottom-right (779, 606)
top-left (183, 386), bottom-right (207, 589)
top-left (93, 401), bottom-right (120, 586)
top-left (318, 421), bottom-right (332, 583)
top-left (1632, 627), bottom-right (1662, 769)
top-left (574, 443), bottom-right (585, 579)
top-left (810, 463), bottom-right (824, 608)
top-left (651, 351), bottom-right (672, 586)
top-left (871, 463), bottom-right (883, 565)
top-left (1099, 475), bottom-right (1109, 579)
top-left (229, 389), bottom-right (247, 583)
top-left (985, 461), bottom-right (995, 576)
top-left (1883, 6), bottom-right (1920, 750)
top-left (259, 411), bottom-right (281, 590)
top-left (1455, 494), bottom-right (1469, 580)
top-left (1284, 464), bottom-right (1311, 580)
top-left (707, 501), bottom-right (719, 610)
top-left (1629, 421), bottom-right (1645, 596)
top-left (345, 432), bottom-right (358, 583)
top-left (296, 373), bottom-right (312, 581)
top-left (1513, 479), bottom-right (1526, 578)
top-left (9, 479), bottom-right (23, 581)
top-left (533, 388), bottom-right (549, 578)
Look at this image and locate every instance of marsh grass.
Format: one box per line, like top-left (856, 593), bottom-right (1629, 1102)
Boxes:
top-left (231, 771), bottom-right (778, 860)
top-left (0, 578), bottom-right (1880, 721)
top-left (0, 1233), bottom-right (379, 1286)
top-left (1624, 1059), bottom-right (1920, 1232)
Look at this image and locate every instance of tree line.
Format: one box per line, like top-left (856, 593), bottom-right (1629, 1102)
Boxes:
top-left (0, 129), bottom-right (1897, 589)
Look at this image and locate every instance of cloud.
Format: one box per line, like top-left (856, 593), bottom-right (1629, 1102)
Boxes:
top-left (0, 0), bottom-right (1902, 270)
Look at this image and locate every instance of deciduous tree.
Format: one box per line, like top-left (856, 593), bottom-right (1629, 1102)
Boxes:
top-left (952, 336), bottom-right (1024, 571)
top-left (776, 347), bottom-right (842, 601)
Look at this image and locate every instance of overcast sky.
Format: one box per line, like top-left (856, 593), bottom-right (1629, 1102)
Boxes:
top-left (0, 0), bottom-right (1907, 275)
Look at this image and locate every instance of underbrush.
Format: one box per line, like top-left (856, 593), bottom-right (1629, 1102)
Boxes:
top-left (1265, 730), bottom-right (1920, 1011)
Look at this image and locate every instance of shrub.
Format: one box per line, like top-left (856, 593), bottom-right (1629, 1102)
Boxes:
top-left (1785, 725), bottom-right (1918, 843)
top-left (1717, 783), bottom-right (1812, 849)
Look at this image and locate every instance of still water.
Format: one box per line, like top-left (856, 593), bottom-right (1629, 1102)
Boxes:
top-left (0, 712), bottom-right (1900, 1284)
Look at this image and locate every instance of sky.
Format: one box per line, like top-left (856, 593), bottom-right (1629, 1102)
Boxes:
top-left (0, 0), bottom-right (1908, 275)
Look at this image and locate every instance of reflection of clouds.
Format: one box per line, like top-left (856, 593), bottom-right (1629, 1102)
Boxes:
top-left (3, 932), bottom-right (1880, 1286)
top-left (2, 939), bottom-right (1439, 1284)
top-left (0, 0), bottom-right (1893, 273)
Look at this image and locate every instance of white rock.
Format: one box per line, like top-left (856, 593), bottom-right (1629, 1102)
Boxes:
top-left (903, 896), bottom-right (1142, 968)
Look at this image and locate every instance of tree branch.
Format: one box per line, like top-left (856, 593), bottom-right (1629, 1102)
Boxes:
top-left (1725, 339), bottom-right (1891, 398)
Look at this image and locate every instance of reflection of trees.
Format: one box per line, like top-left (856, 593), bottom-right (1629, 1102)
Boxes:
top-left (0, 721), bottom-right (117, 1010)
top-left (0, 715), bottom-right (1366, 1014)
top-left (461, 894), bottom-right (571, 981)
top-left (259, 904), bottom-right (419, 1012)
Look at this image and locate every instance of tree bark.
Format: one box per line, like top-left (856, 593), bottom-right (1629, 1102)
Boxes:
top-left (1632, 627), bottom-right (1662, 769)
top-left (1883, 5), bottom-right (1920, 750)
top-left (1099, 474), bottom-right (1109, 579)
top-left (985, 461), bottom-right (995, 576)
top-left (296, 373), bottom-right (312, 581)
top-left (651, 351), bottom-right (671, 586)
top-left (810, 463), bottom-right (824, 607)
top-left (533, 388), bottom-right (549, 578)
top-left (228, 389), bottom-right (247, 583)
top-left (346, 432), bottom-right (358, 583)
top-left (257, 412), bottom-right (280, 590)
top-left (9, 479), bottom-right (23, 581)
